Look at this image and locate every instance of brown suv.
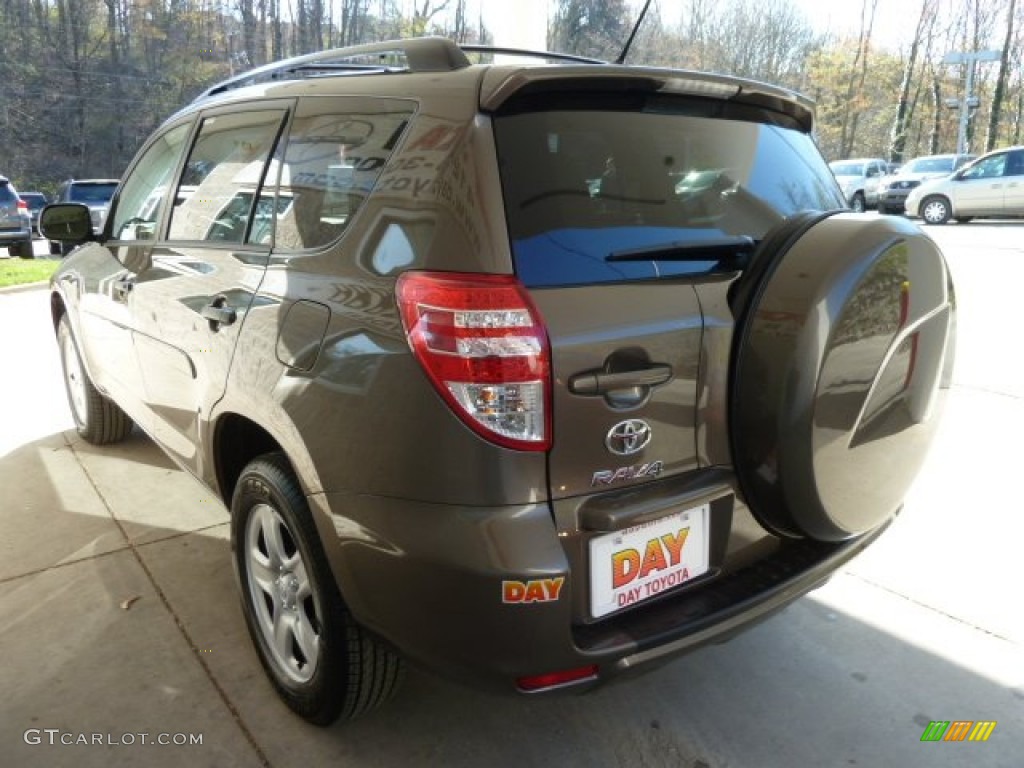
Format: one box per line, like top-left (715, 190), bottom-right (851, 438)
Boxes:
top-left (43, 37), bottom-right (956, 725)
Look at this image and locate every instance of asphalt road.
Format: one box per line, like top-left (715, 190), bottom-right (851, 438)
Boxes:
top-left (1, 218), bottom-right (1022, 767)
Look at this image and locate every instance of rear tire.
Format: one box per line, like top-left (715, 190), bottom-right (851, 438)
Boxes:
top-left (57, 314), bottom-right (134, 444)
top-left (232, 453), bottom-right (403, 725)
top-left (12, 238), bottom-right (34, 259)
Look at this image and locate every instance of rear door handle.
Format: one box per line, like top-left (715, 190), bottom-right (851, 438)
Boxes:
top-left (569, 364), bottom-right (673, 396)
top-left (113, 277), bottom-right (134, 301)
top-left (201, 295), bottom-right (237, 331)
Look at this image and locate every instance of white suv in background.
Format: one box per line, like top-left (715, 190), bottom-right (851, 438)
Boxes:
top-left (828, 157), bottom-right (888, 212)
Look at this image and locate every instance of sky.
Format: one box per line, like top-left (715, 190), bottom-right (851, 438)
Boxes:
top-left (477, 0), bottom-right (916, 54)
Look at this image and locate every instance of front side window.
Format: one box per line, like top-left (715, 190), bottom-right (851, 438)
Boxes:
top-left (495, 98), bottom-right (844, 287)
top-left (110, 122), bottom-right (192, 241)
top-left (963, 154), bottom-right (1007, 180)
top-left (168, 110), bottom-right (286, 244)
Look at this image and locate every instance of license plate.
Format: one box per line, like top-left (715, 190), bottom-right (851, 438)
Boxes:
top-left (589, 504), bottom-right (709, 618)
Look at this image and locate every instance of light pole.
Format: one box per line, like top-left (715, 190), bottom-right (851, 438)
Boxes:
top-left (942, 50), bottom-right (1001, 155)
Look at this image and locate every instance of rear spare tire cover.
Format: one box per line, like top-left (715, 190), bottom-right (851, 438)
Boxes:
top-left (730, 213), bottom-right (955, 541)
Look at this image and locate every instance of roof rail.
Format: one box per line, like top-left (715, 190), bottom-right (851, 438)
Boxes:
top-left (460, 45), bottom-right (606, 66)
top-left (195, 36), bottom-right (472, 101)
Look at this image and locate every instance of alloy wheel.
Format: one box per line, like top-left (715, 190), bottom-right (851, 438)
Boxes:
top-left (244, 502), bottom-right (321, 684)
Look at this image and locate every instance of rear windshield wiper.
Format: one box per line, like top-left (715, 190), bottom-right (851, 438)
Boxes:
top-left (606, 236), bottom-right (757, 270)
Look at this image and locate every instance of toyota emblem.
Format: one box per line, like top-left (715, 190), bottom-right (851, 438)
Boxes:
top-left (605, 419), bottom-right (652, 456)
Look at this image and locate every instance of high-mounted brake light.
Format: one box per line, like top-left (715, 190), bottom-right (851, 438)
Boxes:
top-left (396, 271), bottom-right (551, 451)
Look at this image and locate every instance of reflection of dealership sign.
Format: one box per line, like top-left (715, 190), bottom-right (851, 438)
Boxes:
top-left (375, 118), bottom-right (482, 251)
top-left (291, 157), bottom-right (386, 193)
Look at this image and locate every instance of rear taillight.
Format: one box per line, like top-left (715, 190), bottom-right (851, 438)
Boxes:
top-left (396, 271), bottom-right (551, 451)
top-left (16, 200), bottom-right (28, 213)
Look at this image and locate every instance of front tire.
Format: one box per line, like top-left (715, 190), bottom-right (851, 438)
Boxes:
top-left (57, 314), bottom-right (133, 444)
top-left (231, 454), bottom-right (403, 725)
top-left (850, 192), bottom-right (866, 213)
top-left (920, 195), bottom-right (951, 225)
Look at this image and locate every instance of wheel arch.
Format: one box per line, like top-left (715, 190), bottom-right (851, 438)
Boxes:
top-left (214, 413), bottom-right (295, 506)
top-left (50, 291), bottom-right (66, 331)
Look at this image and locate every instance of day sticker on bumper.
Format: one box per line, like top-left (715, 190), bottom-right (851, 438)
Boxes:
top-left (589, 504), bottom-right (710, 618)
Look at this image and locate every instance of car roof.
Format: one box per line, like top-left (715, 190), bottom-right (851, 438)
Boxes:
top-left (184, 36), bottom-right (816, 134)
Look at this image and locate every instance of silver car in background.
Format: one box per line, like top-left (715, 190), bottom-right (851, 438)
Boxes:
top-left (0, 175), bottom-right (33, 258)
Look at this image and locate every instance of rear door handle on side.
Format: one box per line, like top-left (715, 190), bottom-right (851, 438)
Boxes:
top-left (569, 364), bottom-right (673, 396)
top-left (201, 295), bottom-right (237, 331)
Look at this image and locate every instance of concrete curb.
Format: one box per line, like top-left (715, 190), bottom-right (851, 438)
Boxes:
top-left (0, 281), bottom-right (48, 295)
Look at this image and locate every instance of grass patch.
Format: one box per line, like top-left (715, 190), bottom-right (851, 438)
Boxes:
top-left (0, 255), bottom-right (59, 289)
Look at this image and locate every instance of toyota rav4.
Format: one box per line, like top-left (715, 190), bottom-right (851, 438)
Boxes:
top-left (43, 36), bottom-right (956, 725)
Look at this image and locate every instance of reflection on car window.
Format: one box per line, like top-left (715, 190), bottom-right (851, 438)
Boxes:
top-left (110, 122), bottom-right (192, 242)
top-left (168, 110), bottom-right (285, 244)
top-left (273, 101), bottom-right (413, 251)
top-left (496, 105), bottom-right (843, 287)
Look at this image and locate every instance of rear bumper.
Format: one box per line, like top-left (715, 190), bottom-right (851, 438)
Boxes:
top-left (307, 486), bottom-right (891, 694)
top-left (0, 226), bottom-right (32, 243)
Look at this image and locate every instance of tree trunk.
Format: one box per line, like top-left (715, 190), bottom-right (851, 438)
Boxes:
top-left (984, 0), bottom-right (1015, 152)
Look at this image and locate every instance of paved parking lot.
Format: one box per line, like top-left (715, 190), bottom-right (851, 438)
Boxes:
top-left (1, 220), bottom-right (1022, 767)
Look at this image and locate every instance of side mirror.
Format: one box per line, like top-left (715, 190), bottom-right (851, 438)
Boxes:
top-left (39, 203), bottom-right (94, 243)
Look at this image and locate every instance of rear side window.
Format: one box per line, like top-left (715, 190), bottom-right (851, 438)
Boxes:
top-left (495, 101), bottom-right (843, 287)
top-left (0, 183), bottom-right (16, 203)
top-left (272, 97), bottom-right (413, 251)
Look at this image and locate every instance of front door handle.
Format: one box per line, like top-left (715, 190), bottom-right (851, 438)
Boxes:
top-left (201, 295), bottom-right (237, 331)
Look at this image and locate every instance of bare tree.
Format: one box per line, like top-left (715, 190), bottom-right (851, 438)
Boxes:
top-left (889, 0), bottom-right (938, 162)
top-left (839, 0), bottom-right (879, 157)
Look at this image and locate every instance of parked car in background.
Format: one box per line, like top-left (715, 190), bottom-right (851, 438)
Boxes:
top-left (19, 191), bottom-right (48, 234)
top-left (44, 37), bottom-right (956, 726)
top-left (49, 178), bottom-right (119, 254)
top-left (0, 175), bottom-right (33, 258)
top-left (877, 154), bottom-right (974, 214)
top-left (905, 146), bottom-right (1024, 224)
top-left (828, 157), bottom-right (888, 212)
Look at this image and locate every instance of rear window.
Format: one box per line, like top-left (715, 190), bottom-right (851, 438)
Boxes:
top-left (68, 183), bottom-right (118, 204)
top-left (906, 157), bottom-right (955, 174)
top-left (0, 183), bottom-right (17, 203)
top-left (495, 99), bottom-right (843, 287)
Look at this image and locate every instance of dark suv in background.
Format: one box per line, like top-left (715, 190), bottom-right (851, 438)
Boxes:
top-left (48, 178), bottom-right (118, 254)
top-left (43, 37), bottom-right (956, 726)
top-left (0, 175), bottom-right (33, 258)
top-left (19, 191), bottom-right (48, 234)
